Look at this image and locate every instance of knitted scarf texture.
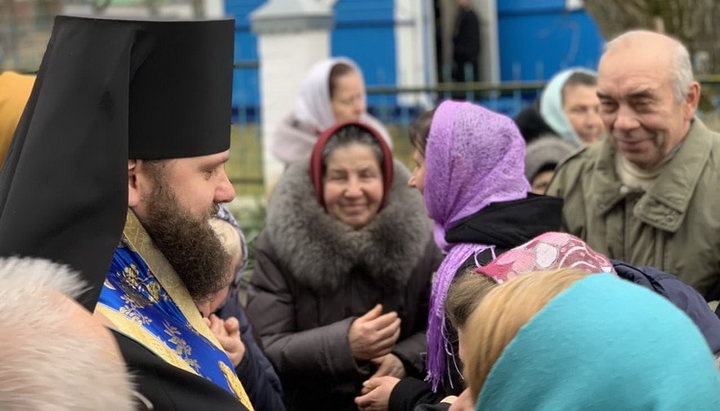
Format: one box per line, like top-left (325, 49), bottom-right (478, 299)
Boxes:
top-left (424, 100), bottom-right (530, 390)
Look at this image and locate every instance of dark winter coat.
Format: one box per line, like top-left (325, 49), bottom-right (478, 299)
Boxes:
top-left (389, 194), bottom-right (564, 411)
top-left (246, 160), bottom-right (442, 411)
top-left (613, 260), bottom-right (720, 354)
top-left (112, 329), bottom-right (249, 411)
top-left (216, 288), bottom-right (285, 411)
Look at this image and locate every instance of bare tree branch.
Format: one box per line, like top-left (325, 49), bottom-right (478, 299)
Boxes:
top-left (584, 0), bottom-right (720, 73)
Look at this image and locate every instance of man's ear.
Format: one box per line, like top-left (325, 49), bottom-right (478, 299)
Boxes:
top-left (128, 160), bottom-right (141, 208)
top-left (684, 81), bottom-right (701, 121)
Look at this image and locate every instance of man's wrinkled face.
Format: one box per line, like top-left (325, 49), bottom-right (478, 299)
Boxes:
top-left (597, 49), bottom-right (696, 169)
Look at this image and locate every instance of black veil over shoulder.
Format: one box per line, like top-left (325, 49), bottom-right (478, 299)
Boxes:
top-left (0, 16), bottom-right (234, 309)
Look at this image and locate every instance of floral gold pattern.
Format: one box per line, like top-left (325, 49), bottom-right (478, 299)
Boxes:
top-left (164, 321), bottom-right (200, 373)
top-left (119, 295), bottom-right (152, 325)
top-left (97, 305), bottom-right (197, 375)
top-left (95, 210), bottom-right (254, 410)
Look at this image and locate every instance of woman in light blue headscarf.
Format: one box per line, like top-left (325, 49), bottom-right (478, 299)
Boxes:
top-left (463, 269), bottom-right (720, 410)
top-left (540, 68), bottom-right (605, 146)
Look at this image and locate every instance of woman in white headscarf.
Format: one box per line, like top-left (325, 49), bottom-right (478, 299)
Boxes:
top-left (272, 57), bottom-right (392, 165)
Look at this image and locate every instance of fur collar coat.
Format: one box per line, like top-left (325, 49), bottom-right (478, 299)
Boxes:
top-left (247, 160), bottom-right (441, 411)
top-left (264, 159), bottom-right (432, 293)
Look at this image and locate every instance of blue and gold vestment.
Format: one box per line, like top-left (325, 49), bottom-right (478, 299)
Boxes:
top-left (96, 211), bottom-right (253, 410)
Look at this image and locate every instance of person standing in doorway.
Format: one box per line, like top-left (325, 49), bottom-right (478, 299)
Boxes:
top-left (452, 0), bottom-right (480, 84)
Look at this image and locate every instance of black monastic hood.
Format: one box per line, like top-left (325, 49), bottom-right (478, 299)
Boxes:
top-left (0, 16), bottom-right (234, 309)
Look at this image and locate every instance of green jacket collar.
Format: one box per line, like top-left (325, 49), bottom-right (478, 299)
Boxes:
top-left (594, 119), bottom-right (712, 233)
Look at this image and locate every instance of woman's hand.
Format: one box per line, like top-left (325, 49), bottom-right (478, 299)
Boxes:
top-left (207, 314), bottom-right (246, 367)
top-left (370, 354), bottom-right (406, 379)
top-left (348, 304), bottom-right (401, 360)
top-left (354, 376), bottom-right (400, 411)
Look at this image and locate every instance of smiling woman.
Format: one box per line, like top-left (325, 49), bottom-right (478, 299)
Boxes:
top-left (320, 127), bottom-right (386, 229)
top-left (246, 122), bottom-right (442, 410)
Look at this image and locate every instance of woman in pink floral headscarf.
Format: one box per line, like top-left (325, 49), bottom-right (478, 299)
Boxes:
top-left (477, 232), bottom-right (616, 284)
top-left (472, 232), bottom-right (720, 362)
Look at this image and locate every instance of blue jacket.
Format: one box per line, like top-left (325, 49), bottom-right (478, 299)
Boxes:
top-left (217, 288), bottom-right (285, 411)
top-left (612, 260), bottom-right (720, 354)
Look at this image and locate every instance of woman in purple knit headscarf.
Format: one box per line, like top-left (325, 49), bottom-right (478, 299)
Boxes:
top-left (356, 100), bottom-right (564, 411)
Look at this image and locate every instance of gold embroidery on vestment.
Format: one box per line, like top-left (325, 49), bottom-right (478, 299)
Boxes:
top-left (164, 321), bottom-right (200, 373)
top-left (119, 295), bottom-right (152, 325)
top-left (96, 304), bottom-right (197, 375)
top-left (101, 210), bottom-right (255, 410)
top-left (219, 361), bottom-right (254, 410)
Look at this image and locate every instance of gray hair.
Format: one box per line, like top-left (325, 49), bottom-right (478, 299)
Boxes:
top-left (0, 257), bottom-right (134, 411)
top-left (322, 124), bottom-right (384, 167)
top-left (605, 30), bottom-right (694, 103)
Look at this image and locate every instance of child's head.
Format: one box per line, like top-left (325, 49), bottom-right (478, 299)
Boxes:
top-left (462, 268), bottom-right (589, 400)
top-left (446, 273), bottom-right (497, 330)
top-left (210, 217), bottom-right (243, 277)
top-left (197, 217), bottom-right (243, 317)
top-left (445, 273), bottom-right (498, 362)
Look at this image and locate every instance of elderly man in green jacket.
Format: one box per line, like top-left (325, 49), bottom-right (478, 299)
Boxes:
top-left (547, 30), bottom-right (720, 300)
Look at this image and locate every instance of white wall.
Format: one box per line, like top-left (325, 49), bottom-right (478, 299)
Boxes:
top-left (257, 30), bottom-right (330, 192)
top-left (476, 0), bottom-right (499, 82)
top-left (205, 0), bottom-right (225, 18)
top-left (394, 0), bottom-right (434, 106)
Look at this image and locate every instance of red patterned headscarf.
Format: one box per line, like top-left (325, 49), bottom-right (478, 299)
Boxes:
top-left (476, 232), bottom-right (616, 283)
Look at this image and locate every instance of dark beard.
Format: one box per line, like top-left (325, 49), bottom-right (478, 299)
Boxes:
top-left (140, 181), bottom-right (230, 304)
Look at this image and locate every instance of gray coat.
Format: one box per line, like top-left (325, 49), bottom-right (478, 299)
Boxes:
top-left (246, 160), bottom-right (441, 411)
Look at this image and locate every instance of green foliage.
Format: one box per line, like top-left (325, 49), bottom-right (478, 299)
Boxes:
top-left (226, 125), bottom-right (264, 197)
top-left (226, 199), bottom-right (267, 288)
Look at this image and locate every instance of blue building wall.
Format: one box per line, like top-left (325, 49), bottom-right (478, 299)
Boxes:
top-left (225, 0), bottom-right (263, 117)
top-left (225, 0), bottom-right (396, 113)
top-left (333, 0), bottom-right (397, 106)
top-left (497, 0), bottom-right (605, 82)
top-left (225, 0), bottom-right (605, 117)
